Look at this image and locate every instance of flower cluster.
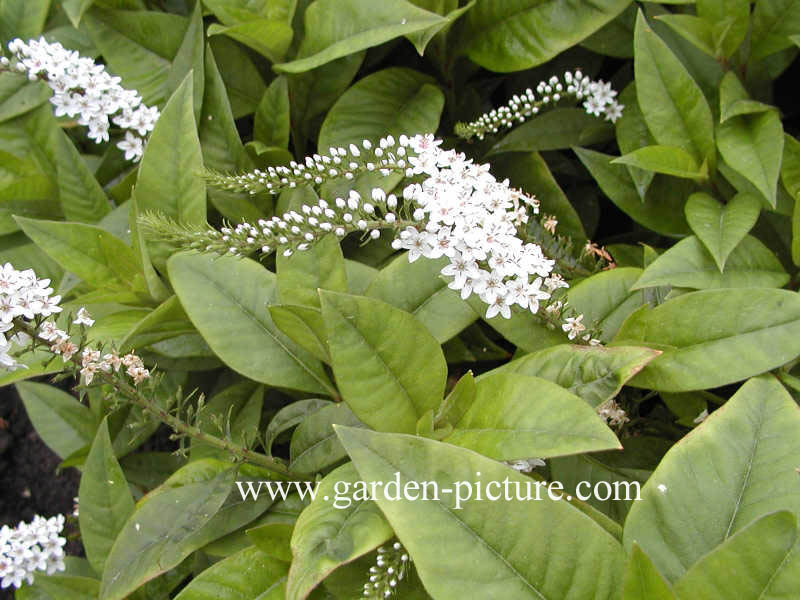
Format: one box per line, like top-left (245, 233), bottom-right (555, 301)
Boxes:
top-left (363, 542), bottom-right (411, 598)
top-left (2, 37), bottom-right (159, 161)
top-left (0, 263), bottom-right (150, 386)
top-left (0, 515), bottom-right (66, 589)
top-left (455, 70), bottom-right (623, 141)
top-left (204, 137), bottom-right (409, 196)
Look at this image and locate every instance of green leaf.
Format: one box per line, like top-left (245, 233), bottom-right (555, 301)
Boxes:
top-left (168, 252), bottom-right (334, 395)
top-left (202, 0), bottom-right (295, 25)
top-left (264, 398), bottom-right (332, 455)
top-left (166, 1), bottom-right (205, 124)
top-left (320, 290), bottom-right (447, 433)
top-left (719, 71), bottom-right (774, 123)
top-left (717, 110), bottom-right (784, 208)
top-left (290, 403), bottom-right (364, 474)
top-left (405, 0), bottom-right (476, 55)
top-left (435, 370), bottom-right (475, 427)
top-left (276, 234), bottom-right (347, 309)
top-left (489, 108), bottom-right (614, 155)
top-left (444, 372), bottom-right (620, 460)
top-left (489, 343), bottom-right (660, 407)
top-left (655, 14), bottom-right (716, 57)
top-left (460, 0), bottom-right (631, 72)
top-left (287, 462), bottom-right (393, 600)
top-left (631, 235), bottom-right (788, 290)
top-left (612, 145), bottom-right (707, 180)
top-left (365, 254), bottom-right (477, 343)
top-left (15, 217), bottom-right (145, 294)
top-left (574, 147), bottom-right (691, 237)
top-left (268, 304), bottom-right (330, 363)
top-left (615, 84), bottom-right (656, 200)
top-left (634, 10), bottom-right (715, 168)
top-left (782, 133), bottom-right (800, 266)
top-left (16, 382), bottom-right (95, 460)
top-left (22, 105), bottom-right (111, 223)
top-left (173, 545), bottom-right (289, 600)
top-left (207, 19), bottom-right (293, 63)
top-left (751, 0), bottom-right (800, 60)
top-left (318, 67), bottom-right (444, 150)
top-left (135, 72), bottom-right (206, 234)
top-left (0, 73), bottom-right (51, 123)
top-left (337, 426), bottom-right (626, 598)
top-left (673, 511), bottom-right (797, 599)
top-left (581, 3), bottom-right (636, 58)
top-left (697, 0), bottom-right (749, 58)
top-left (623, 376), bottom-right (800, 582)
top-left (275, 0), bottom-right (446, 73)
top-left (79, 419), bottom-right (135, 574)
top-left (255, 76), bottom-right (291, 149)
top-left (685, 191), bottom-right (761, 270)
top-left (567, 267), bottom-right (652, 343)
top-left (83, 8), bottom-right (187, 106)
top-left (623, 545), bottom-right (676, 600)
top-left (0, 0), bottom-right (50, 41)
top-left (100, 468), bottom-right (237, 600)
top-left (247, 523), bottom-right (294, 562)
top-left (208, 36), bottom-right (267, 118)
top-left (61, 0), bottom-right (94, 27)
top-left (614, 289), bottom-right (800, 391)
top-left (27, 574), bottom-right (101, 600)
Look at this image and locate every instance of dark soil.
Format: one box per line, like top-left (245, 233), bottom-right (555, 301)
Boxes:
top-left (0, 385), bottom-right (82, 600)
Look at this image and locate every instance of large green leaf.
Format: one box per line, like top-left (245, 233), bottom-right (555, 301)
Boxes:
top-left (684, 191), bottom-right (760, 271)
top-left (444, 372), bottom-right (620, 460)
top-left (15, 217), bottom-right (145, 294)
top-left (718, 71), bottom-right (774, 123)
top-left (622, 376), bottom-right (800, 581)
top-left (254, 76), bottom-right (291, 149)
top-left (276, 234), bottom-right (347, 309)
top-left (22, 105), bottom-right (111, 223)
top-left (275, 0), bottom-right (446, 73)
top-left (782, 133), bottom-right (800, 266)
top-left (79, 419), bottom-right (135, 574)
top-left (491, 343), bottom-right (660, 407)
top-left (0, 73), bottom-right (51, 124)
top-left (623, 545), bottom-right (675, 600)
top-left (614, 289), bottom-right (800, 391)
top-left (173, 545), bottom-right (289, 600)
top-left (318, 67), bottom-right (444, 150)
top-left (165, 0), bottom-right (204, 123)
top-left (612, 145), bottom-right (707, 180)
top-left (135, 73), bottom-right (206, 231)
top-left (574, 148), bottom-right (691, 237)
top-left (567, 267), bottom-right (651, 342)
top-left (83, 8), bottom-right (187, 105)
top-left (674, 511), bottom-right (797, 600)
top-left (287, 462), bottom-right (393, 600)
top-left (634, 10), bottom-right (715, 168)
top-left (716, 110), bottom-right (784, 207)
top-left (631, 235), bottom-right (788, 290)
top-left (168, 252), bottom-right (334, 395)
top-left (365, 254), bottom-right (477, 343)
top-left (337, 426), bottom-right (626, 599)
top-left (489, 108), bottom-right (614, 155)
top-left (289, 403), bottom-right (364, 474)
top-left (16, 381), bottom-right (95, 460)
top-left (320, 290), bottom-right (447, 433)
top-left (208, 19), bottom-right (293, 63)
top-left (100, 468), bottom-right (237, 600)
top-left (750, 0), bottom-right (800, 60)
top-left (0, 0), bottom-right (50, 41)
top-left (460, 0), bottom-right (632, 72)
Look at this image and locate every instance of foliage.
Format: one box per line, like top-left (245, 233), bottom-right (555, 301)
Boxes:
top-left (1, 0), bottom-right (799, 599)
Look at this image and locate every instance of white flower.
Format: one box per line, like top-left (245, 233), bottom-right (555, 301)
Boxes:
top-left (562, 315), bottom-right (586, 340)
top-left (73, 307), bottom-right (94, 327)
